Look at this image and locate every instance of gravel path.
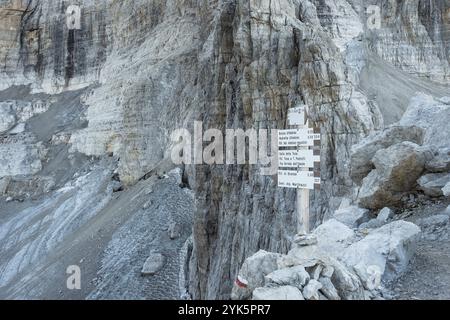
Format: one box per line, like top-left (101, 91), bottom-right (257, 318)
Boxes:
top-left (389, 199), bottom-right (450, 300)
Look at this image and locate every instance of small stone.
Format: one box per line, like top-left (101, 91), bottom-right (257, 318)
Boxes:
top-left (141, 253), bottom-right (165, 276)
top-left (293, 233), bottom-right (318, 246)
top-left (443, 182), bottom-right (450, 197)
top-left (377, 207), bottom-right (394, 223)
top-left (143, 201), bottom-right (152, 210)
top-left (168, 222), bottom-right (181, 240)
top-left (5, 196), bottom-right (13, 202)
top-left (302, 279), bottom-right (323, 300)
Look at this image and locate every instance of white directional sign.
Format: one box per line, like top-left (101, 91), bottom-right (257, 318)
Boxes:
top-left (278, 170), bottom-right (321, 189)
top-left (278, 149), bottom-right (320, 168)
top-left (278, 129), bottom-right (320, 147)
top-left (288, 106), bottom-right (306, 126)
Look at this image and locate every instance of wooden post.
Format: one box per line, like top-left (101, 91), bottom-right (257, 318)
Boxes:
top-left (297, 109), bottom-right (310, 234)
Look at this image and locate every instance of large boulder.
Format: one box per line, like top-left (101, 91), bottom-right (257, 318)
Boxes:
top-left (358, 142), bottom-right (432, 209)
top-left (342, 221), bottom-right (421, 281)
top-left (252, 286), bottom-right (304, 300)
top-left (334, 206), bottom-right (370, 228)
top-left (418, 173), bottom-right (450, 197)
top-left (294, 219), bottom-right (355, 255)
top-left (350, 126), bottom-right (424, 183)
top-left (231, 250), bottom-right (281, 300)
top-left (398, 94), bottom-right (450, 149)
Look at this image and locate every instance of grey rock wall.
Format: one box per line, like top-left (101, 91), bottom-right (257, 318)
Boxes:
top-left (0, 0), bottom-right (448, 299)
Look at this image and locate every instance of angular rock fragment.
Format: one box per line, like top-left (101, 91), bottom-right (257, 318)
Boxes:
top-left (443, 183), bottom-right (450, 197)
top-left (319, 277), bottom-right (341, 300)
top-left (252, 286), bottom-right (304, 301)
top-left (334, 206), bottom-right (370, 228)
top-left (377, 207), bottom-right (394, 223)
top-left (141, 253), bottom-right (165, 276)
top-left (264, 266), bottom-right (310, 288)
top-left (168, 221), bottom-right (181, 240)
top-left (418, 173), bottom-right (450, 197)
top-left (302, 279), bottom-right (322, 300)
top-left (231, 251), bottom-right (281, 300)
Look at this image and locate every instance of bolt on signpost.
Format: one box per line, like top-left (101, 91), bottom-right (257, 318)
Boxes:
top-left (278, 105), bottom-right (320, 234)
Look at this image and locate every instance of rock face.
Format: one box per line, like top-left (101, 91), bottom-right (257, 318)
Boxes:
top-left (0, 0), bottom-right (449, 300)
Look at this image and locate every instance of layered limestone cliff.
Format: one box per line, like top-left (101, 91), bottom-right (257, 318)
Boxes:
top-left (0, 0), bottom-right (449, 299)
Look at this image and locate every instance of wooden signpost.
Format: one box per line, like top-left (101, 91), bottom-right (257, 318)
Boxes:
top-left (278, 105), bottom-right (320, 234)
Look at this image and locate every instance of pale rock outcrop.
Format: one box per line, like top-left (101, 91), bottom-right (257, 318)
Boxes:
top-left (0, 134), bottom-right (46, 177)
top-left (342, 221), bottom-right (421, 281)
top-left (234, 218), bottom-right (420, 300)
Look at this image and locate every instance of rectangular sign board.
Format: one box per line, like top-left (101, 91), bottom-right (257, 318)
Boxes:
top-left (278, 150), bottom-right (320, 168)
top-left (278, 170), bottom-right (321, 189)
top-left (278, 129), bottom-right (321, 147)
top-left (288, 106), bottom-right (306, 126)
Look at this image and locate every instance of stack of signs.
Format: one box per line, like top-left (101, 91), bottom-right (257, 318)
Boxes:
top-left (278, 106), bottom-right (321, 189)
